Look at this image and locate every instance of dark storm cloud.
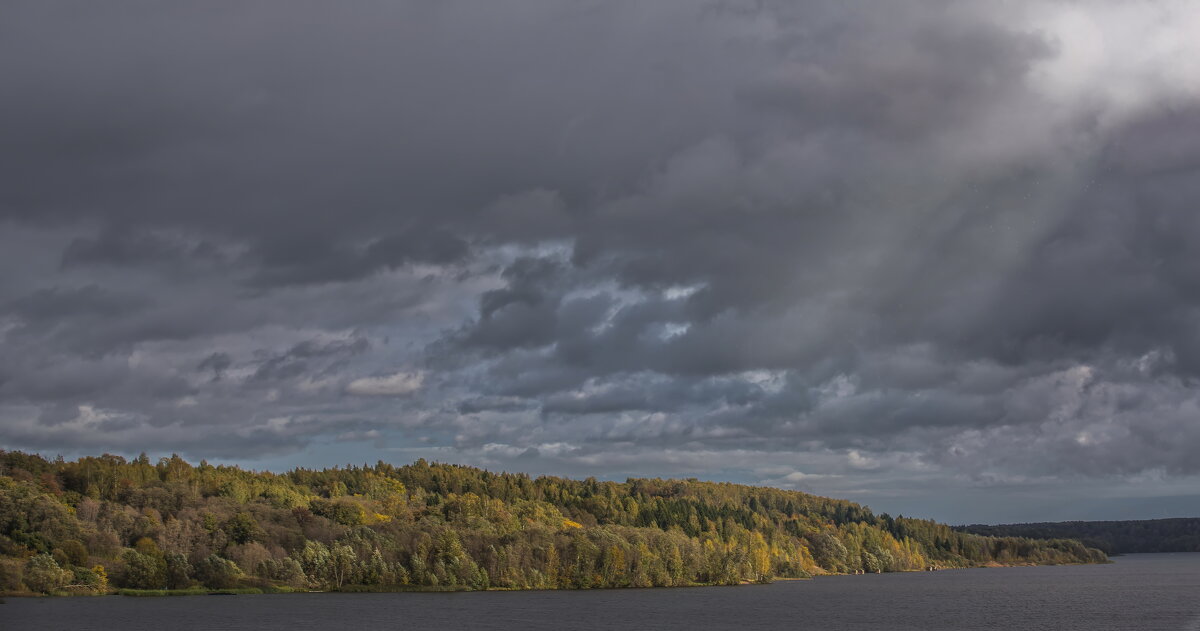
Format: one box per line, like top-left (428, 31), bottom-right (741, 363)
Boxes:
top-left (974, 107), bottom-right (1200, 368)
top-left (4, 0), bottom-right (1200, 520)
top-left (251, 336), bottom-right (369, 382)
top-left (9, 285), bottom-right (144, 321)
top-left (246, 229), bottom-right (471, 287)
top-left (738, 8), bottom-right (1052, 136)
top-left (59, 228), bottom-right (219, 270)
top-left (0, 1), bottom-right (736, 278)
top-left (197, 352), bottom-right (232, 382)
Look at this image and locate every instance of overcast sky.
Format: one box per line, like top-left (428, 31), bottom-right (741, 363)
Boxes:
top-left (4, 1), bottom-right (1200, 524)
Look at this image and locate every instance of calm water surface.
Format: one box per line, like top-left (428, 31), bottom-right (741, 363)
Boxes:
top-left (3, 553), bottom-right (1198, 630)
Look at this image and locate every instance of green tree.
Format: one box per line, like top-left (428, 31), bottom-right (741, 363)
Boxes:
top-left (224, 512), bottom-right (261, 545)
top-left (194, 555), bottom-right (242, 589)
top-left (120, 550), bottom-right (167, 589)
top-left (329, 543), bottom-right (356, 589)
top-left (24, 554), bottom-right (72, 593)
top-left (164, 552), bottom-right (193, 589)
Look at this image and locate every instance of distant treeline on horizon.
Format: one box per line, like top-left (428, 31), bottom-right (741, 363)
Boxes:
top-left (0, 450), bottom-right (1105, 596)
top-left (958, 519), bottom-right (1200, 555)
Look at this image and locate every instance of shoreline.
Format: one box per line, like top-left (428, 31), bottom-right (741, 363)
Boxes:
top-left (1, 560), bottom-right (1114, 599)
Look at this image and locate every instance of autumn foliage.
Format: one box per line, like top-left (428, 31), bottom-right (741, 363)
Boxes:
top-left (0, 451), bottom-right (1105, 595)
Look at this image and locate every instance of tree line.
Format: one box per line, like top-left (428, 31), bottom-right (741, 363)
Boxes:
top-left (958, 518), bottom-right (1200, 554)
top-left (0, 450), bottom-right (1107, 595)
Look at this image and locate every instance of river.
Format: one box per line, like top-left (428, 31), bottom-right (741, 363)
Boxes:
top-left (3, 553), bottom-right (1198, 630)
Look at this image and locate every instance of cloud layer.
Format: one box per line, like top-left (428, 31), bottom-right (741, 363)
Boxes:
top-left (4, 1), bottom-right (1200, 522)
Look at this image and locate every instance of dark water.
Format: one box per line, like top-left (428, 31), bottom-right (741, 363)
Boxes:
top-left (4, 553), bottom-right (1199, 630)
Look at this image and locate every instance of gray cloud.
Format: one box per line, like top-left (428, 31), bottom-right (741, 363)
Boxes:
top-left (4, 0), bottom-right (1200, 522)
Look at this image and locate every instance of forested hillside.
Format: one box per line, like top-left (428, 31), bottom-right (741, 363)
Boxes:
top-left (959, 519), bottom-right (1200, 554)
top-left (0, 451), bottom-right (1106, 595)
